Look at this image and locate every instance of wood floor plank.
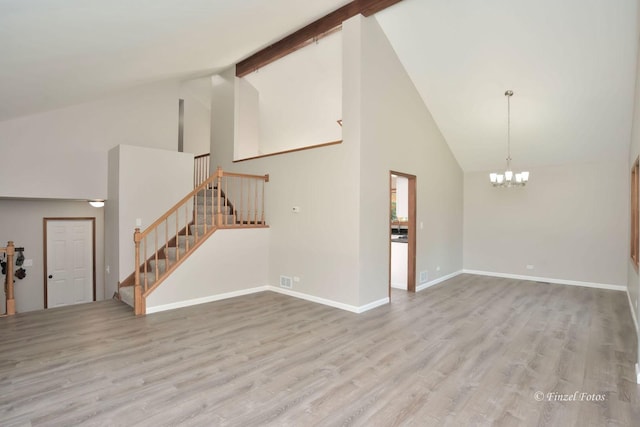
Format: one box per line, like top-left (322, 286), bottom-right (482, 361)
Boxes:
top-left (0, 274), bottom-right (638, 426)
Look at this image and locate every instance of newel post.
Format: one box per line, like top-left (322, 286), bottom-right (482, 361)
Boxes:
top-left (4, 241), bottom-right (15, 316)
top-left (262, 174), bottom-right (269, 224)
top-left (133, 228), bottom-right (144, 315)
top-left (216, 166), bottom-right (224, 226)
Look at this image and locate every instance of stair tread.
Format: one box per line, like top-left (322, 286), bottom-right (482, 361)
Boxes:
top-left (195, 188), bottom-right (219, 197)
top-left (178, 235), bottom-right (196, 246)
top-left (194, 190), bottom-right (221, 198)
top-left (189, 218), bottom-right (234, 236)
top-left (139, 271), bottom-right (160, 285)
top-left (119, 286), bottom-right (134, 307)
top-left (148, 259), bottom-right (169, 274)
top-left (195, 206), bottom-right (232, 214)
top-left (119, 271), bottom-right (158, 307)
top-left (195, 214), bottom-right (216, 223)
top-left (164, 246), bottom-right (188, 262)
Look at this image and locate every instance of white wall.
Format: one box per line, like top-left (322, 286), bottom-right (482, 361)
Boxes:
top-left (108, 145), bottom-right (193, 287)
top-left (146, 228), bottom-right (269, 312)
top-left (465, 160), bottom-right (627, 287)
top-left (210, 15), bottom-right (463, 310)
top-left (0, 80), bottom-right (181, 200)
top-left (628, 15), bottom-right (640, 376)
top-left (242, 30), bottom-right (342, 156)
top-left (105, 148), bottom-right (120, 298)
top-left (211, 68), bottom-right (237, 171)
top-left (234, 78), bottom-right (260, 159)
top-left (0, 199), bottom-right (105, 313)
top-left (212, 74), bottom-right (361, 307)
top-left (181, 77), bottom-right (212, 156)
top-left (354, 15), bottom-right (464, 305)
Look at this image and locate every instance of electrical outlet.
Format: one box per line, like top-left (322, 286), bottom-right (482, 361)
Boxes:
top-left (526, 265), bottom-right (534, 270)
top-left (279, 275), bottom-right (293, 289)
top-left (436, 266), bottom-right (440, 272)
top-left (293, 276), bottom-right (300, 283)
top-left (419, 271), bottom-right (428, 283)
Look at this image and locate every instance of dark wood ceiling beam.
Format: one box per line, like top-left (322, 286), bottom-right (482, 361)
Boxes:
top-left (359, 0), bottom-right (404, 17)
top-left (235, 0), bottom-right (403, 77)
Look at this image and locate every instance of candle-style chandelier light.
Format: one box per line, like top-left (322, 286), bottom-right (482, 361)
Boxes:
top-left (489, 90), bottom-right (529, 187)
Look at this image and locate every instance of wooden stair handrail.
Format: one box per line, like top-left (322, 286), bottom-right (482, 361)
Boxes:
top-left (136, 167), bottom-right (268, 240)
top-left (137, 175), bottom-right (210, 241)
top-left (220, 170), bottom-right (270, 181)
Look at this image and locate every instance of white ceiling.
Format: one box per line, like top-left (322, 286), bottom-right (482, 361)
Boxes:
top-left (0, 0), bottom-right (351, 120)
top-left (244, 30), bottom-right (342, 154)
top-left (376, 0), bottom-right (639, 171)
top-left (1, 0), bottom-right (638, 172)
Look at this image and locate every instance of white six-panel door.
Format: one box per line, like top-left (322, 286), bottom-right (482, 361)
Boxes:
top-left (45, 219), bottom-right (95, 308)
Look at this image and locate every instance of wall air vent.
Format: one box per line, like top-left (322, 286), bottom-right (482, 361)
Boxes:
top-left (279, 275), bottom-right (293, 289)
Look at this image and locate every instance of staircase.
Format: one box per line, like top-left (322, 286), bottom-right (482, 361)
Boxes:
top-left (118, 167), bottom-right (269, 315)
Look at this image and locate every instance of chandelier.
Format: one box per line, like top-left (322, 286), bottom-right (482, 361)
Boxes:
top-left (489, 90), bottom-right (529, 187)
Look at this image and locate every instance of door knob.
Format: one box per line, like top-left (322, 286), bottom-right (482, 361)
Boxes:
top-left (48, 275), bottom-right (53, 279)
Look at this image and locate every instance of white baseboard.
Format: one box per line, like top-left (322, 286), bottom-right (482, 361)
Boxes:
top-left (146, 286), bottom-right (269, 314)
top-left (625, 290), bottom-right (640, 385)
top-left (147, 272), bottom-right (472, 316)
top-left (626, 289), bottom-right (639, 337)
top-left (146, 284), bottom-right (390, 315)
top-left (463, 270), bottom-right (626, 292)
top-left (270, 270), bottom-right (462, 312)
top-left (151, 268), bottom-right (624, 316)
top-left (268, 286), bottom-right (388, 313)
top-left (358, 296), bottom-right (390, 313)
top-left (416, 270), bottom-right (463, 292)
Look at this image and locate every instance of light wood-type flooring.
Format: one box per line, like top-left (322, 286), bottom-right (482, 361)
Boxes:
top-left (1, 274), bottom-right (638, 426)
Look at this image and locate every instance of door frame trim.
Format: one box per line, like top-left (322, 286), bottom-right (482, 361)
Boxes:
top-left (43, 217), bottom-right (97, 308)
top-left (389, 171), bottom-right (417, 297)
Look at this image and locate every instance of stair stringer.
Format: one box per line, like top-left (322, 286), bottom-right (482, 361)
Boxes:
top-left (144, 228), bottom-right (269, 314)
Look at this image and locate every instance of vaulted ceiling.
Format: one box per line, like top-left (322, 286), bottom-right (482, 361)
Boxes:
top-left (377, 0), bottom-right (639, 171)
top-left (0, 0), bottom-right (352, 120)
top-left (1, 0), bottom-right (638, 172)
